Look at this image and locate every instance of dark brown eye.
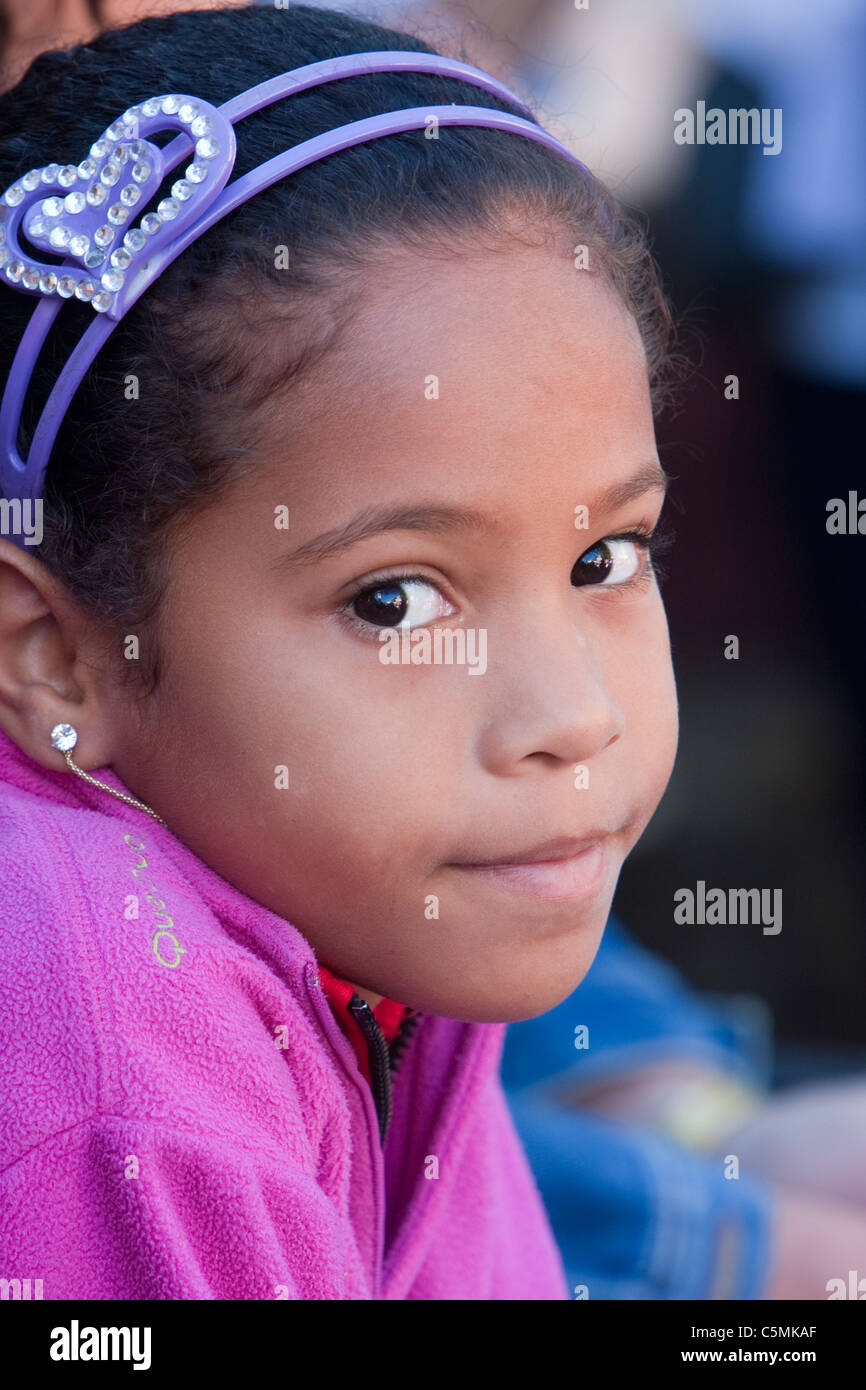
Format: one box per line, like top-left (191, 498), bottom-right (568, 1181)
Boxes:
top-left (348, 576), bottom-right (454, 630)
top-left (572, 538), bottom-right (641, 587)
top-left (352, 582), bottom-right (408, 628)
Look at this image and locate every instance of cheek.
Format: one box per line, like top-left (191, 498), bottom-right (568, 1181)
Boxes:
top-left (213, 634), bottom-right (459, 854)
top-left (274, 667), bottom-right (462, 845)
top-left (612, 596), bottom-right (679, 788)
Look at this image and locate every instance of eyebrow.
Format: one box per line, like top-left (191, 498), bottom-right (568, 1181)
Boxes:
top-left (274, 459), bottom-right (668, 571)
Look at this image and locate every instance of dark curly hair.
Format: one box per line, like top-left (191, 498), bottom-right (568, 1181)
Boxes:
top-left (0, 3), bottom-right (682, 697)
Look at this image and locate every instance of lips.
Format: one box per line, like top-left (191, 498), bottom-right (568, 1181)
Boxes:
top-left (446, 833), bottom-right (615, 903)
top-left (450, 833), bottom-right (608, 868)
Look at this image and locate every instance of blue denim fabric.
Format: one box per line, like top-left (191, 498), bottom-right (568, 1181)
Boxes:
top-left (501, 915), bottom-right (776, 1299)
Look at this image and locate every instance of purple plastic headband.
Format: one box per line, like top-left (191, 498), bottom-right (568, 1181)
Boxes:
top-left (0, 49), bottom-right (591, 545)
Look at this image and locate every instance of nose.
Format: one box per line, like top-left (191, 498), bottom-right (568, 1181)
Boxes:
top-left (474, 609), bottom-right (624, 774)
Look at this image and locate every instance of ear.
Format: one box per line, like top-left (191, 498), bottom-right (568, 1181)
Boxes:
top-left (0, 536), bottom-right (118, 774)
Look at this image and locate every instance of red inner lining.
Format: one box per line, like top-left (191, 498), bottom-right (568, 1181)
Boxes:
top-left (317, 963), bottom-right (413, 1084)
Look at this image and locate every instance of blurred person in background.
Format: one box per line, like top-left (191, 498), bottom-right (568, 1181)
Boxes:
top-left (0, 0), bottom-right (247, 87)
top-left (504, 915), bottom-right (866, 1300)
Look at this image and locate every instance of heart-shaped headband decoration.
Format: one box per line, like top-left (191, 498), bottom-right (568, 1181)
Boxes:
top-left (3, 96), bottom-right (235, 316)
top-left (0, 50), bottom-right (593, 540)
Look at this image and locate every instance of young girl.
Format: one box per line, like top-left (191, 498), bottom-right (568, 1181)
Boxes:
top-left (0, 3), bottom-right (679, 1299)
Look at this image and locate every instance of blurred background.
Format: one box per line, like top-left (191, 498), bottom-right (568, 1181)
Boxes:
top-left (3, 0), bottom-right (865, 1075)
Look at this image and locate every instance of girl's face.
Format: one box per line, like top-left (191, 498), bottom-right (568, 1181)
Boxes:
top-left (107, 242), bottom-right (679, 1021)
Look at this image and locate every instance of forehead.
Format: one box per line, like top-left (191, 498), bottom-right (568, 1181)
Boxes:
top-left (312, 240), bottom-right (646, 419)
top-left (221, 243), bottom-right (656, 539)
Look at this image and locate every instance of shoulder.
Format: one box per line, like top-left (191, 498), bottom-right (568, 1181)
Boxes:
top-left (0, 787), bottom-right (338, 1177)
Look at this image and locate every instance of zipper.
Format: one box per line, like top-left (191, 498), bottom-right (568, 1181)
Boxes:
top-left (304, 963), bottom-right (385, 1295)
top-left (389, 1008), bottom-right (422, 1072)
top-left (305, 965), bottom-right (424, 1295)
top-left (347, 996), bottom-right (422, 1146)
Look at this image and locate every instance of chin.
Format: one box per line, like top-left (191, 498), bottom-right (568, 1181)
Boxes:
top-left (426, 932), bottom-right (607, 1025)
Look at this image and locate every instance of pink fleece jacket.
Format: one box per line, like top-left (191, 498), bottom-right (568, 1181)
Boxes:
top-left (0, 728), bottom-right (568, 1300)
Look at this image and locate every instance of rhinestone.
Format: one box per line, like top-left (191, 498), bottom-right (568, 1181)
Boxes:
top-left (50, 722), bottom-right (78, 751)
top-left (186, 162), bottom-right (207, 183)
top-left (21, 267), bottom-right (40, 289)
top-left (86, 184), bottom-right (107, 206)
top-left (0, 247), bottom-right (7, 267)
top-left (6, 259), bottom-right (24, 281)
top-left (42, 196), bottom-right (64, 218)
top-left (107, 203), bottom-right (129, 225)
top-left (190, 115), bottom-right (212, 137)
top-left (119, 184), bottom-right (141, 207)
top-left (94, 224), bottom-right (113, 247)
top-left (74, 278), bottom-right (95, 301)
top-left (90, 139), bottom-right (110, 159)
top-left (57, 274), bottom-right (76, 297)
top-left (171, 179), bottom-right (192, 202)
top-left (28, 216), bottom-right (47, 237)
top-left (84, 248), bottom-right (105, 268)
top-left (101, 267), bottom-right (124, 291)
top-left (131, 161), bottom-right (151, 184)
top-left (77, 158), bottom-right (96, 180)
top-left (122, 108), bottom-right (140, 126)
top-left (39, 271), bottom-right (58, 293)
top-left (161, 95), bottom-right (181, 114)
top-left (22, 169), bottom-right (41, 190)
top-left (157, 197), bottom-right (179, 221)
top-left (4, 185), bottom-right (25, 206)
top-left (178, 102), bottom-right (198, 124)
top-left (130, 140), bottom-right (148, 158)
top-left (141, 213), bottom-right (161, 236)
top-left (114, 143), bottom-right (131, 163)
top-left (123, 229), bottom-right (146, 252)
top-left (195, 137), bottom-right (219, 159)
top-left (57, 165), bottom-right (78, 187)
top-left (110, 246), bottom-right (132, 269)
top-left (69, 233), bottom-right (90, 256)
top-left (64, 191), bottom-right (86, 214)
top-left (100, 161), bottom-right (121, 187)
top-left (41, 163), bottom-right (61, 184)
top-left (92, 290), bottom-right (113, 313)
top-left (106, 119), bottom-right (128, 141)
top-left (48, 225), bottom-right (71, 248)
top-left (0, 222), bottom-right (4, 241)
top-left (141, 98), bottom-right (162, 117)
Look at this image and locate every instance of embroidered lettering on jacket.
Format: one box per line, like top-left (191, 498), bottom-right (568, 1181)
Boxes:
top-left (123, 833), bottom-right (187, 967)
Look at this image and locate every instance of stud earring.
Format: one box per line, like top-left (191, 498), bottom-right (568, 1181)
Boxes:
top-left (49, 722), bottom-right (167, 826)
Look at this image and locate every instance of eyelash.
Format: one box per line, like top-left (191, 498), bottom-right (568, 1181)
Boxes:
top-left (603, 523), bottom-right (675, 587)
top-left (337, 522), bottom-right (675, 638)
